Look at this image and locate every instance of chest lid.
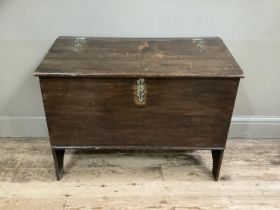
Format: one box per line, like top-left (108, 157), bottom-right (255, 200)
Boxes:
top-left (34, 37), bottom-right (244, 78)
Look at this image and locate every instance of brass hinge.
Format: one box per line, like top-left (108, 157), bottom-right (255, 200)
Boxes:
top-left (192, 39), bottom-right (206, 53)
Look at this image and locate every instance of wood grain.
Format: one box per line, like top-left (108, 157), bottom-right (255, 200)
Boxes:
top-left (0, 138), bottom-right (279, 209)
top-left (40, 77), bottom-right (239, 148)
top-left (34, 37), bottom-right (244, 78)
top-left (34, 36), bottom-right (244, 180)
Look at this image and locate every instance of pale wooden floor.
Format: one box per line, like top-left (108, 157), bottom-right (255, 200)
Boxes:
top-left (0, 138), bottom-right (280, 210)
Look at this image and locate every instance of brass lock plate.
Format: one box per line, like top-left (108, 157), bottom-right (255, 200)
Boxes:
top-left (134, 78), bottom-right (146, 106)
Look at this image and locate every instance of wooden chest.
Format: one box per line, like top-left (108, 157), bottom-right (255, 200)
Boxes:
top-left (34, 37), bottom-right (244, 181)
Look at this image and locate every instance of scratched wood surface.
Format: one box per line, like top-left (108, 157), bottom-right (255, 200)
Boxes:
top-left (34, 37), bottom-right (244, 78)
top-left (0, 138), bottom-right (280, 210)
top-left (40, 77), bottom-right (238, 147)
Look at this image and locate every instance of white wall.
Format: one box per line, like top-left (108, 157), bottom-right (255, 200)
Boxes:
top-left (0, 0), bottom-right (280, 138)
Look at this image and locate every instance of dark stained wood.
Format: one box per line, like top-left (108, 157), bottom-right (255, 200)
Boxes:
top-left (40, 77), bottom-right (239, 149)
top-left (211, 149), bottom-right (224, 181)
top-left (34, 37), bottom-right (244, 78)
top-left (52, 146), bottom-right (224, 150)
top-left (35, 37), bottom-right (244, 181)
top-left (52, 148), bottom-right (65, 180)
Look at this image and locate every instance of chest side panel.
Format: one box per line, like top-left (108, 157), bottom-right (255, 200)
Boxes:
top-left (40, 77), bottom-right (239, 148)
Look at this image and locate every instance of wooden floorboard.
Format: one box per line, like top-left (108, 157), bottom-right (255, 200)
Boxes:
top-left (0, 138), bottom-right (279, 209)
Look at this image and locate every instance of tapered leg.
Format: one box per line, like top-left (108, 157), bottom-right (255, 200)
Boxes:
top-left (52, 148), bottom-right (65, 181)
top-left (211, 149), bottom-right (224, 181)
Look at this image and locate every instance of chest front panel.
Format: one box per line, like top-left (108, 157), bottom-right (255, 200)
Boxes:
top-left (40, 77), bottom-right (239, 148)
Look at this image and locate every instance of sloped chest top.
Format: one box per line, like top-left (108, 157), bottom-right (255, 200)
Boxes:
top-left (34, 37), bottom-right (244, 78)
